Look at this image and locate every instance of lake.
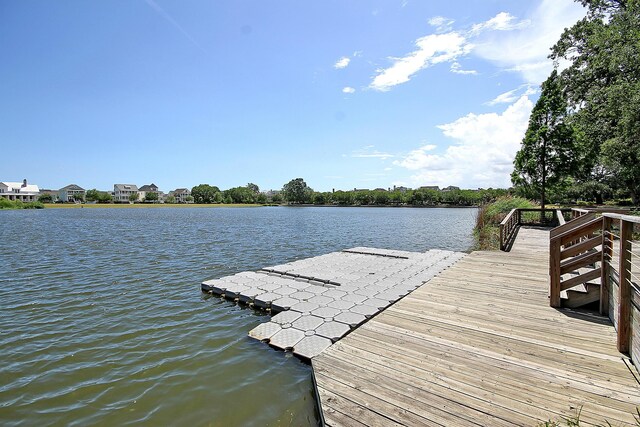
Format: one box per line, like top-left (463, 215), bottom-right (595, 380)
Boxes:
top-left (0, 206), bottom-right (476, 426)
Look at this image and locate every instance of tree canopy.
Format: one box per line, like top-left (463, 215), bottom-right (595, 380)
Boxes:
top-left (282, 178), bottom-right (313, 204)
top-left (511, 70), bottom-right (577, 208)
top-left (549, 0), bottom-right (640, 204)
top-left (191, 184), bottom-right (221, 204)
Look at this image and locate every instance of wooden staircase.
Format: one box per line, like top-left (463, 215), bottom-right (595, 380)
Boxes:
top-left (549, 213), bottom-right (605, 310)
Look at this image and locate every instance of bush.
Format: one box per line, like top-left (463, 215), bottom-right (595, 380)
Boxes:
top-left (474, 196), bottom-right (537, 250)
top-left (0, 198), bottom-right (44, 209)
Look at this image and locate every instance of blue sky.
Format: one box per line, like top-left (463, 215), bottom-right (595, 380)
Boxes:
top-left (0, 0), bottom-right (586, 192)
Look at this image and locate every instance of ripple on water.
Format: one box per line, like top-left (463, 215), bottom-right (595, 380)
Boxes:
top-left (0, 206), bottom-right (475, 425)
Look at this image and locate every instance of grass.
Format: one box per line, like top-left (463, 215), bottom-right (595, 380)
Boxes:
top-left (474, 196), bottom-right (538, 250)
top-left (538, 406), bottom-right (640, 427)
top-left (44, 203), bottom-right (264, 209)
top-left (0, 198), bottom-right (44, 210)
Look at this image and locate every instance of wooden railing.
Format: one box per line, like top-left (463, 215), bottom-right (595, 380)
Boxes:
top-left (500, 208), bottom-right (571, 251)
top-left (549, 211), bottom-right (640, 364)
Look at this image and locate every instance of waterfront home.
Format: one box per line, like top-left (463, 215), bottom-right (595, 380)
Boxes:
top-left (138, 183), bottom-right (159, 201)
top-left (0, 179), bottom-right (40, 202)
top-left (443, 185), bottom-right (461, 191)
top-left (58, 184), bottom-right (85, 202)
top-left (113, 184), bottom-right (139, 203)
top-left (419, 185), bottom-right (440, 191)
top-left (170, 188), bottom-right (191, 203)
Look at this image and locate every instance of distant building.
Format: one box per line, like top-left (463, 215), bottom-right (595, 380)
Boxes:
top-left (374, 188), bottom-right (387, 192)
top-left (353, 188), bottom-right (369, 192)
top-left (138, 183), bottom-right (160, 201)
top-left (419, 185), bottom-right (440, 191)
top-left (171, 188), bottom-right (191, 203)
top-left (59, 184), bottom-right (85, 202)
top-left (113, 184), bottom-right (139, 203)
top-left (0, 179), bottom-right (40, 202)
top-left (393, 185), bottom-right (410, 192)
top-left (442, 185), bottom-right (460, 192)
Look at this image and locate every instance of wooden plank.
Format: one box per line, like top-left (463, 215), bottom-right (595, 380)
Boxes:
top-left (560, 269), bottom-right (602, 291)
top-left (550, 212), bottom-right (596, 239)
top-left (618, 219), bottom-right (633, 353)
top-left (560, 250), bottom-right (602, 275)
top-left (314, 227), bottom-right (640, 426)
top-left (561, 235), bottom-right (601, 260)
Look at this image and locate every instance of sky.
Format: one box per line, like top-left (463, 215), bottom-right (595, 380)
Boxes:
top-left (0, 0), bottom-right (587, 192)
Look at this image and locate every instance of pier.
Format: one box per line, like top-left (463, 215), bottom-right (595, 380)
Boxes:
top-left (313, 225), bottom-right (640, 426)
top-left (202, 209), bottom-right (640, 425)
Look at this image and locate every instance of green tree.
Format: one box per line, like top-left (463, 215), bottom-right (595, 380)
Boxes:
top-left (145, 192), bottom-right (159, 203)
top-left (282, 178), bottom-right (313, 204)
top-left (38, 193), bottom-right (53, 203)
top-left (86, 189), bottom-right (100, 202)
top-left (191, 184), bottom-right (221, 204)
top-left (165, 195), bottom-right (176, 204)
top-left (511, 70), bottom-right (577, 209)
top-left (551, 0), bottom-right (640, 204)
top-left (129, 193), bottom-right (139, 203)
top-left (225, 186), bottom-right (256, 203)
top-left (246, 183), bottom-right (259, 194)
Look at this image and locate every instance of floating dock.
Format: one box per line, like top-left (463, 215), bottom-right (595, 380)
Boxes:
top-left (202, 247), bottom-right (465, 358)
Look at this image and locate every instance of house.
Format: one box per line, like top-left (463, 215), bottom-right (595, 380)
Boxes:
top-left (442, 185), bottom-right (460, 192)
top-left (0, 179), bottom-right (40, 202)
top-left (419, 185), bottom-right (440, 191)
top-left (113, 184), bottom-right (139, 203)
top-left (138, 183), bottom-right (160, 201)
top-left (59, 184), bottom-right (85, 202)
top-left (392, 185), bottom-right (410, 192)
top-left (171, 188), bottom-right (191, 203)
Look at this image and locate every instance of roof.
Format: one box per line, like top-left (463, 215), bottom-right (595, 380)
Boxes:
top-left (173, 188), bottom-right (190, 194)
top-left (0, 181), bottom-right (40, 194)
top-left (60, 184), bottom-right (85, 191)
top-left (114, 184), bottom-right (139, 192)
top-left (139, 184), bottom-right (158, 191)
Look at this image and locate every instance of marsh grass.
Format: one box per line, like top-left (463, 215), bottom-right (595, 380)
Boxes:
top-left (474, 196), bottom-right (537, 250)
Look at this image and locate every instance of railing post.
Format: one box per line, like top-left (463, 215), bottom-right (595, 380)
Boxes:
top-left (550, 237), bottom-right (562, 307)
top-left (617, 219), bottom-right (632, 353)
top-left (600, 217), bottom-right (612, 316)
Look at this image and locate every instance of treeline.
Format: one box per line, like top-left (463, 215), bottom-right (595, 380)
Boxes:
top-left (511, 0), bottom-right (639, 206)
top-left (191, 179), bottom-right (508, 207)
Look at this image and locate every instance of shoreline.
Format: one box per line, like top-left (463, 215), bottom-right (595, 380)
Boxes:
top-left (42, 203), bottom-right (480, 209)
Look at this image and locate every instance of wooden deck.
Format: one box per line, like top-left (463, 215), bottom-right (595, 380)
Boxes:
top-left (313, 227), bottom-right (640, 426)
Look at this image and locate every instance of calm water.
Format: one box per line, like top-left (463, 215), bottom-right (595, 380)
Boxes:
top-left (0, 206), bottom-right (475, 426)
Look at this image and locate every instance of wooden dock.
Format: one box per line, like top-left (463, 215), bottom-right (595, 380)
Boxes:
top-left (313, 228), bottom-right (640, 426)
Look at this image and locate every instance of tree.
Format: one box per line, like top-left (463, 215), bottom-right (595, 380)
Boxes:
top-left (38, 193), bottom-right (53, 203)
top-left (165, 195), bottom-right (176, 204)
top-left (246, 183), bottom-right (259, 194)
top-left (191, 184), bottom-right (221, 204)
top-left (511, 70), bottom-right (577, 209)
top-left (551, 0), bottom-right (640, 203)
top-left (129, 192), bottom-right (139, 203)
top-left (282, 178), bottom-right (313, 204)
top-left (144, 192), bottom-right (158, 203)
top-left (225, 186), bottom-right (256, 203)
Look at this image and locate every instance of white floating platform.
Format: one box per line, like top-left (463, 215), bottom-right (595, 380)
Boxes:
top-left (202, 247), bottom-right (465, 359)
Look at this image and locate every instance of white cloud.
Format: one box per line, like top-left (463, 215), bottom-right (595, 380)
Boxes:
top-left (472, 0), bottom-right (585, 83)
top-left (370, 33), bottom-right (472, 91)
top-left (368, 0), bottom-right (585, 92)
top-left (486, 85), bottom-right (537, 105)
top-left (450, 62), bottom-right (477, 75)
top-left (471, 12), bottom-right (530, 34)
top-left (342, 86), bottom-right (355, 94)
top-left (351, 146), bottom-right (394, 160)
top-left (334, 57), bottom-right (351, 69)
top-left (428, 16), bottom-right (455, 33)
top-left (394, 96), bottom-right (533, 188)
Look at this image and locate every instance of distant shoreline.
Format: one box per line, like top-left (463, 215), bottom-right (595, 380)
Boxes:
top-left (43, 203), bottom-right (478, 209)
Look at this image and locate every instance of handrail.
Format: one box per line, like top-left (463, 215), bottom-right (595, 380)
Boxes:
top-left (556, 210), bottom-right (566, 226)
top-left (499, 209), bottom-right (519, 251)
top-left (549, 212), bottom-right (639, 365)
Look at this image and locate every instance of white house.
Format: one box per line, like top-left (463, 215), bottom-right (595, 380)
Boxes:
top-left (59, 184), bottom-right (85, 202)
top-left (113, 184), bottom-right (139, 203)
top-left (0, 179), bottom-right (40, 202)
